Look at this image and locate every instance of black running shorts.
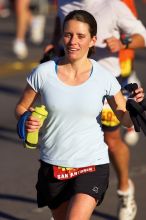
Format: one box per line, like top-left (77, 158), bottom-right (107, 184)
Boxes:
top-left (36, 161), bottom-right (109, 210)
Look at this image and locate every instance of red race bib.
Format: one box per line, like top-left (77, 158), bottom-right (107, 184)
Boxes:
top-left (53, 165), bottom-right (96, 180)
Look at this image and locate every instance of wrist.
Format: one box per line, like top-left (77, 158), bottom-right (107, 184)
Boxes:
top-left (121, 36), bottom-right (132, 49)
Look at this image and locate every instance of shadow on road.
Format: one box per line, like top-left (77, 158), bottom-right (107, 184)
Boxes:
top-left (0, 211), bottom-right (26, 220)
top-left (0, 85), bottom-right (22, 96)
top-left (0, 194), bottom-right (36, 220)
top-left (0, 193), bottom-right (118, 220)
top-left (93, 209), bottom-right (117, 220)
top-left (0, 193), bottom-right (36, 204)
top-left (0, 126), bottom-right (19, 144)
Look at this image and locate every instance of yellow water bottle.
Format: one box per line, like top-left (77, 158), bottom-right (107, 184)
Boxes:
top-left (25, 105), bottom-right (48, 149)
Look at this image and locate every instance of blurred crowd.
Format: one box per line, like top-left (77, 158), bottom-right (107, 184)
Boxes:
top-left (0, 0), bottom-right (145, 61)
top-left (0, 0), bottom-right (56, 59)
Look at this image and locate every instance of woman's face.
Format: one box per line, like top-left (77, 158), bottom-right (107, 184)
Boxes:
top-left (63, 19), bottom-right (96, 61)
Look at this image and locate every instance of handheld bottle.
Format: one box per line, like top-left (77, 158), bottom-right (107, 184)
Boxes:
top-left (25, 105), bottom-right (48, 149)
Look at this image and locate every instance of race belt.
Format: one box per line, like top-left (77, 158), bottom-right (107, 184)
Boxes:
top-left (53, 165), bottom-right (96, 180)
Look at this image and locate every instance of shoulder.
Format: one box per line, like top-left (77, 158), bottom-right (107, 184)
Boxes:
top-left (90, 59), bottom-right (121, 95)
top-left (110, 0), bottom-right (126, 7)
top-left (110, 0), bottom-right (134, 15)
top-left (31, 60), bottom-right (56, 76)
top-left (36, 60), bottom-right (56, 72)
top-left (28, 60), bottom-right (56, 81)
top-left (90, 59), bottom-right (114, 78)
top-left (27, 60), bottom-right (57, 91)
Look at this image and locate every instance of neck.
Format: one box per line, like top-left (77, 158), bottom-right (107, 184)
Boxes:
top-left (57, 57), bottom-right (93, 85)
top-left (63, 57), bottom-right (91, 76)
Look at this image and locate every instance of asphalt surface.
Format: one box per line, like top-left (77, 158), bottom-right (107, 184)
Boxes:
top-left (0, 1), bottom-right (146, 220)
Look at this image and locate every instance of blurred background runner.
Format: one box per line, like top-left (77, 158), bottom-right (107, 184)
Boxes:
top-left (120, 0), bottom-right (140, 146)
top-left (12, 0), bottom-right (49, 60)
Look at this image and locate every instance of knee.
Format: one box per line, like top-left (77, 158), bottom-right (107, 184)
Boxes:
top-left (104, 134), bottom-right (122, 153)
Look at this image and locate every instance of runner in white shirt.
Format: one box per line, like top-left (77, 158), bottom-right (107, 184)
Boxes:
top-left (44, 1), bottom-right (146, 220)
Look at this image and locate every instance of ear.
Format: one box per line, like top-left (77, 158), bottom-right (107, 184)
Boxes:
top-left (89, 36), bottom-right (97, 48)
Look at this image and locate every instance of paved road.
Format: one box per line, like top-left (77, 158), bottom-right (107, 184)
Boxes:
top-left (0, 1), bottom-right (146, 220)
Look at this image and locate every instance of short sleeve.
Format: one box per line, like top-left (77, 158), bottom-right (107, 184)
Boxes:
top-left (27, 65), bottom-right (44, 92)
top-left (105, 72), bottom-right (121, 97)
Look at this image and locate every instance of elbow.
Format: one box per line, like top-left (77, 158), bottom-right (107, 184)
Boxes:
top-left (15, 106), bottom-right (20, 120)
top-left (121, 120), bottom-right (133, 128)
top-left (15, 104), bottom-right (25, 120)
top-left (118, 111), bottom-right (133, 128)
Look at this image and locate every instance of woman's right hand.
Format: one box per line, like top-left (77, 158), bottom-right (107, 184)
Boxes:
top-left (25, 115), bottom-right (41, 132)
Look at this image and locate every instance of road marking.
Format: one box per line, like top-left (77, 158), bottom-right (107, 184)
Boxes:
top-left (0, 61), bottom-right (39, 77)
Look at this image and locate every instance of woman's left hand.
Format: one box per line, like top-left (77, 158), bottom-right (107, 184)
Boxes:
top-left (133, 87), bottom-right (145, 102)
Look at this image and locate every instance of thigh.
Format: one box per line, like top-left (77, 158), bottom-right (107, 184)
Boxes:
top-left (104, 127), bottom-right (121, 140)
top-left (51, 201), bottom-right (69, 220)
top-left (66, 193), bottom-right (97, 220)
top-left (104, 127), bottom-right (123, 150)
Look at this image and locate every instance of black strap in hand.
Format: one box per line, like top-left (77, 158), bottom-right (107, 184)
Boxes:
top-left (125, 83), bottom-right (146, 136)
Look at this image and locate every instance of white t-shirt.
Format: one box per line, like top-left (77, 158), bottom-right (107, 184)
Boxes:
top-left (58, 0), bottom-right (146, 77)
top-left (27, 59), bottom-right (121, 167)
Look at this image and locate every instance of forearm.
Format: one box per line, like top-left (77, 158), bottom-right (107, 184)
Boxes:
top-left (117, 110), bottom-right (133, 128)
top-left (15, 84), bottom-right (38, 120)
top-left (122, 34), bottom-right (145, 49)
top-left (105, 33), bottom-right (145, 53)
top-left (108, 87), bottom-right (144, 128)
top-left (15, 104), bottom-right (29, 120)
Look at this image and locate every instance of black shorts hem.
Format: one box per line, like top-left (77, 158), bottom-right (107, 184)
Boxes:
top-left (102, 124), bottom-right (120, 132)
top-left (74, 190), bottom-right (105, 206)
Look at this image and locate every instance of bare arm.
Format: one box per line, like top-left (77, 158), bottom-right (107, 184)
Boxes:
top-left (15, 84), bottom-right (38, 119)
top-left (105, 34), bottom-right (145, 53)
top-left (15, 84), bottom-right (41, 132)
top-left (107, 0), bottom-right (146, 52)
top-left (107, 87), bottom-right (144, 127)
